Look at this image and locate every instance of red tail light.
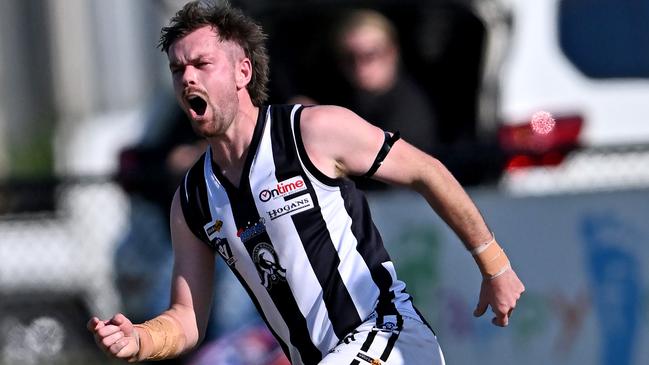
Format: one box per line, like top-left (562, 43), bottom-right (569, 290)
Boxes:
top-left (499, 114), bottom-right (584, 171)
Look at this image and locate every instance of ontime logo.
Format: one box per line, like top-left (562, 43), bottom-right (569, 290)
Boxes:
top-left (258, 176), bottom-right (307, 202)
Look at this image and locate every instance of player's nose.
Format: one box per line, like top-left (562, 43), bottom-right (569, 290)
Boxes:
top-left (181, 66), bottom-right (198, 87)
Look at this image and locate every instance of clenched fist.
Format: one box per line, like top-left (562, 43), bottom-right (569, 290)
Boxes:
top-left (87, 313), bottom-right (140, 362)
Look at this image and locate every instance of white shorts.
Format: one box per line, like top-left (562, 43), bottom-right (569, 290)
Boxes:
top-left (319, 314), bottom-right (446, 365)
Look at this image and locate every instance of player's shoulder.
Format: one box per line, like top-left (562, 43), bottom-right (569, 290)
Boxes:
top-left (300, 104), bottom-right (354, 122)
top-left (266, 103), bottom-right (351, 121)
top-left (298, 104), bottom-right (362, 135)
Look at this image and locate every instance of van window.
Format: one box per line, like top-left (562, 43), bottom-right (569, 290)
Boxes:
top-left (558, 0), bottom-right (649, 78)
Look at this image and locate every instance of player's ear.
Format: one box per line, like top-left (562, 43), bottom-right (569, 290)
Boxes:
top-left (236, 57), bottom-right (252, 89)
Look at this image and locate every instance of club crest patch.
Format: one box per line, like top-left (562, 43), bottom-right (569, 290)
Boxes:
top-left (252, 242), bottom-right (286, 290)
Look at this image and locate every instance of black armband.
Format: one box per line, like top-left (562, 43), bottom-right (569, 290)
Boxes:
top-left (362, 131), bottom-right (401, 178)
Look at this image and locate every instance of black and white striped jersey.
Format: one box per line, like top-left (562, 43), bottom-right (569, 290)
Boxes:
top-left (179, 104), bottom-right (423, 365)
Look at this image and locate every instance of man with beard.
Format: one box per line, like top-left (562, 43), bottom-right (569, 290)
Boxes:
top-left (88, 2), bottom-right (524, 364)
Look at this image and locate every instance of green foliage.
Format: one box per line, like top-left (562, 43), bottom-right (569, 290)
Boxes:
top-left (7, 120), bottom-right (54, 178)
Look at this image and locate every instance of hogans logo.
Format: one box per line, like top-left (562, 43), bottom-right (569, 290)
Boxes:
top-left (266, 194), bottom-right (314, 220)
top-left (258, 176), bottom-right (307, 202)
top-left (253, 242), bottom-right (286, 290)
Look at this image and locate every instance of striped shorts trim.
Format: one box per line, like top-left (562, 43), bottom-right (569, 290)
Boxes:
top-left (319, 314), bottom-right (445, 365)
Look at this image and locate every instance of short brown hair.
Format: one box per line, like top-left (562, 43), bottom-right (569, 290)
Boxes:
top-left (159, 1), bottom-right (270, 106)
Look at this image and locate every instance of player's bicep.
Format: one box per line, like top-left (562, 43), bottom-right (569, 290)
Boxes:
top-left (169, 189), bottom-right (215, 341)
top-left (371, 138), bottom-right (444, 188)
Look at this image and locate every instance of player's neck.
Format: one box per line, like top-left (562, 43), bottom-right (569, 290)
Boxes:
top-left (208, 103), bottom-right (259, 187)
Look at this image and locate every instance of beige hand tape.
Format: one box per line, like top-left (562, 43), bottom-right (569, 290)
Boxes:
top-left (134, 314), bottom-right (186, 361)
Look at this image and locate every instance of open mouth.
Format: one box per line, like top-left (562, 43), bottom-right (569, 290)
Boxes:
top-left (187, 95), bottom-right (207, 117)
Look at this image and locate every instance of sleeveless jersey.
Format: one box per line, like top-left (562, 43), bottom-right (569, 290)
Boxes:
top-left (179, 104), bottom-right (423, 365)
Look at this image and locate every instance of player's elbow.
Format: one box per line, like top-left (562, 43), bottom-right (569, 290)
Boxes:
top-left (410, 154), bottom-right (449, 192)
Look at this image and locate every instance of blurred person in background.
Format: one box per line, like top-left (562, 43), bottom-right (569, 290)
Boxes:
top-left (291, 9), bottom-right (440, 191)
top-left (88, 1), bottom-right (524, 364)
top-left (334, 9), bottom-right (438, 154)
top-left (293, 9), bottom-right (438, 155)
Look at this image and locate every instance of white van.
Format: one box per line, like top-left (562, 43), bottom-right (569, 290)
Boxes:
top-left (495, 0), bottom-right (649, 194)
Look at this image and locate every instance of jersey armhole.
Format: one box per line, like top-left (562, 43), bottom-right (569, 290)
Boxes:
top-left (292, 105), bottom-right (345, 188)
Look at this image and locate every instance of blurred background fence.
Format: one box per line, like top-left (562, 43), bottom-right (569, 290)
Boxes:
top-left (0, 177), bottom-right (126, 365)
